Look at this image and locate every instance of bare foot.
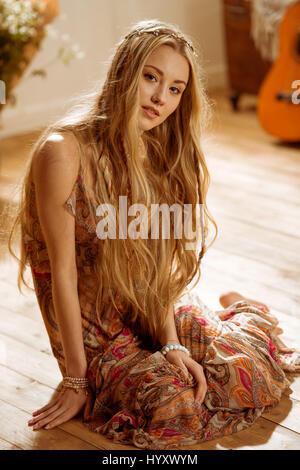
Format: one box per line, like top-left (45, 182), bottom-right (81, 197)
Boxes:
top-left (218, 292), bottom-right (286, 341)
top-left (219, 291), bottom-right (270, 313)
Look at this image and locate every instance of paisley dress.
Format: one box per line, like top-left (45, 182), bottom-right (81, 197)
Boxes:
top-left (24, 151), bottom-right (300, 450)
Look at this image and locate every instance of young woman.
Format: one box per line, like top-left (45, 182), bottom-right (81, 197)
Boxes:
top-left (8, 19), bottom-right (299, 450)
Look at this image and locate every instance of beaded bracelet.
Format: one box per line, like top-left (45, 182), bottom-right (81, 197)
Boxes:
top-left (63, 376), bottom-right (89, 384)
top-left (61, 376), bottom-right (89, 396)
top-left (161, 343), bottom-right (190, 357)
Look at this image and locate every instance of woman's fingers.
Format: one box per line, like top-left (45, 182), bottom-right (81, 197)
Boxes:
top-left (29, 404), bottom-right (66, 430)
top-left (165, 351), bottom-right (207, 404)
top-left (185, 359), bottom-right (207, 403)
top-left (179, 362), bottom-right (189, 378)
top-left (28, 389), bottom-right (88, 431)
top-left (31, 398), bottom-right (59, 417)
top-left (44, 409), bottom-right (74, 429)
top-left (166, 351), bottom-right (187, 373)
top-left (28, 405), bottom-right (58, 426)
top-left (28, 401), bottom-right (60, 427)
top-left (195, 381), bottom-right (207, 403)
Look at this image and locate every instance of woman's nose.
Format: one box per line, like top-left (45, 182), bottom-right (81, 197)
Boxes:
top-left (152, 87), bottom-right (167, 105)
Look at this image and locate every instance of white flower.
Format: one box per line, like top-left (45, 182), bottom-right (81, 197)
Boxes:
top-left (76, 51), bottom-right (85, 60)
top-left (6, 14), bottom-right (15, 23)
top-left (20, 13), bottom-right (29, 23)
top-left (12, 3), bottom-right (21, 14)
top-left (19, 26), bottom-right (27, 35)
top-left (8, 24), bottom-right (17, 35)
top-left (45, 24), bottom-right (58, 38)
top-left (71, 43), bottom-right (80, 52)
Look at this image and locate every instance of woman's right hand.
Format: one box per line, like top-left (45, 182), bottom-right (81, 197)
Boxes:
top-left (165, 350), bottom-right (207, 404)
top-left (28, 387), bottom-right (91, 431)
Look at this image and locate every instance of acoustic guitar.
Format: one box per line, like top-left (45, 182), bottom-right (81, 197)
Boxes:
top-left (257, 1), bottom-right (300, 142)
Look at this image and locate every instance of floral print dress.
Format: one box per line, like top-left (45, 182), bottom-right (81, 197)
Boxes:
top-left (24, 153), bottom-right (300, 450)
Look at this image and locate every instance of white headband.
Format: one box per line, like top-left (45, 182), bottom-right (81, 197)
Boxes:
top-left (124, 29), bottom-right (197, 57)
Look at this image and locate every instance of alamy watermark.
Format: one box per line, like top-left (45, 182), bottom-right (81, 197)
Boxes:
top-left (291, 80), bottom-right (300, 104)
top-left (0, 80), bottom-right (6, 104)
top-left (95, 196), bottom-right (204, 251)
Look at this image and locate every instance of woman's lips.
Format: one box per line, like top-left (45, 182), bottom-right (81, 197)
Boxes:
top-left (142, 106), bottom-right (159, 119)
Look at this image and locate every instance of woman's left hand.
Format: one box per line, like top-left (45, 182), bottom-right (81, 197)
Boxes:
top-left (27, 387), bottom-right (91, 431)
top-left (165, 350), bottom-right (207, 403)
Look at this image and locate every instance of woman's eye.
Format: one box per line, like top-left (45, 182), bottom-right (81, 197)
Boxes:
top-left (144, 73), bottom-right (156, 81)
top-left (144, 74), bottom-right (181, 95)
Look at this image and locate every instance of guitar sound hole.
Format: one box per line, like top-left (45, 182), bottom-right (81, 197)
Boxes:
top-left (275, 92), bottom-right (292, 102)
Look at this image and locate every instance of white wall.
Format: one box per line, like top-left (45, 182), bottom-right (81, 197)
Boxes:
top-left (0, 0), bottom-right (227, 137)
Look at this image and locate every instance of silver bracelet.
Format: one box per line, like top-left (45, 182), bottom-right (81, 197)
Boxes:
top-left (161, 343), bottom-right (190, 357)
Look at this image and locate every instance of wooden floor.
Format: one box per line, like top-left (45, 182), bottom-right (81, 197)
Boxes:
top-left (0, 89), bottom-right (300, 450)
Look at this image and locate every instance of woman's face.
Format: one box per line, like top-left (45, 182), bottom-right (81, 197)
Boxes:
top-left (138, 44), bottom-right (190, 133)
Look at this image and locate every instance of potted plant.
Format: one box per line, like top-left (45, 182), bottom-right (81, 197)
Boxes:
top-left (0, 0), bottom-right (59, 112)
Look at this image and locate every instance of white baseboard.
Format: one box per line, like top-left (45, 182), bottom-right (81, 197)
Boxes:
top-left (0, 97), bottom-right (68, 138)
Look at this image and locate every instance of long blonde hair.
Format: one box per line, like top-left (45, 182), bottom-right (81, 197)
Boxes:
top-left (7, 19), bottom-right (218, 348)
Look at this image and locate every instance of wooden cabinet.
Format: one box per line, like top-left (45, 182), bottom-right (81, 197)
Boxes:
top-left (222, 0), bottom-right (272, 110)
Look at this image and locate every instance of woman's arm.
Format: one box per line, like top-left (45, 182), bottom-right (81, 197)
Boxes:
top-left (28, 133), bottom-right (89, 431)
top-left (33, 132), bottom-right (87, 377)
top-left (51, 269), bottom-right (87, 377)
top-left (158, 304), bottom-right (180, 346)
top-left (158, 302), bottom-right (207, 403)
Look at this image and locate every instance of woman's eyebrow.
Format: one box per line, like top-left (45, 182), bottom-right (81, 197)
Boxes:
top-left (145, 64), bottom-right (187, 86)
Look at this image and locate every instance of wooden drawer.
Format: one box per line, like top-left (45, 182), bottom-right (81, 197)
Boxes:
top-left (223, 0), bottom-right (271, 96)
top-left (224, 0), bottom-right (251, 30)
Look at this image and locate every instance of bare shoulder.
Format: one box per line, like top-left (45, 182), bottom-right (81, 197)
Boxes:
top-left (32, 131), bottom-right (81, 206)
top-left (32, 131), bottom-right (80, 181)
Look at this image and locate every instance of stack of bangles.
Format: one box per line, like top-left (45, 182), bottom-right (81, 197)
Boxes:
top-left (161, 343), bottom-right (190, 356)
top-left (61, 376), bottom-right (90, 396)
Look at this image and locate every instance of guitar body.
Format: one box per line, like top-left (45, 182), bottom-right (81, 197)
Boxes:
top-left (257, 2), bottom-right (300, 142)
